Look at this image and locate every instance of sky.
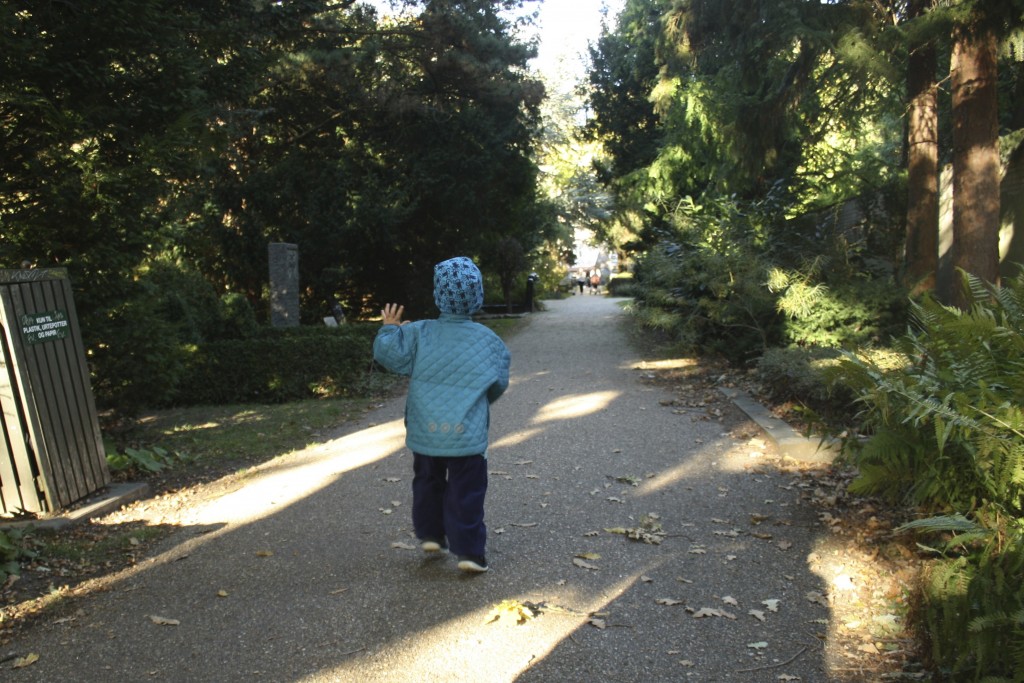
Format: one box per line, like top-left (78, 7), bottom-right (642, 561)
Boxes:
top-left (364, 0), bottom-right (624, 85)
top-left (524, 0), bottom-right (623, 84)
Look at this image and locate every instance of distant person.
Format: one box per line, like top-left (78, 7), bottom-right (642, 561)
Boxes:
top-left (590, 271), bottom-right (601, 294)
top-left (373, 257), bottom-right (511, 573)
top-left (577, 271), bottom-right (586, 295)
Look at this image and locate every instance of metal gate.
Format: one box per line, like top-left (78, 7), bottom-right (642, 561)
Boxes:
top-left (0, 268), bottom-right (110, 516)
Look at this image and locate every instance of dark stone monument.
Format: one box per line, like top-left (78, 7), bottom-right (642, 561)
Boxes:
top-left (269, 242), bottom-right (299, 327)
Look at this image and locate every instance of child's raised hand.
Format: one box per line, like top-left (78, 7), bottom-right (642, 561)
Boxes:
top-left (381, 303), bottom-right (406, 326)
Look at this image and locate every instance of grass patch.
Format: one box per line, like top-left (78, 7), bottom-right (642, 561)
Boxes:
top-left (127, 397), bottom-right (384, 466)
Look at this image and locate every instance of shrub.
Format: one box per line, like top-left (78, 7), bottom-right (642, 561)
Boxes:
top-left (910, 515), bottom-right (1024, 680)
top-left (173, 323), bottom-right (379, 405)
top-left (830, 272), bottom-right (1024, 512)
top-left (607, 272), bottom-right (636, 296)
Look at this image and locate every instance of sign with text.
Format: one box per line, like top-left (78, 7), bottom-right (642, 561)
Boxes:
top-left (21, 309), bottom-right (70, 345)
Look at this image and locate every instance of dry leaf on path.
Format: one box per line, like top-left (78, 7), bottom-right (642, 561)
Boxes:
top-left (749, 609), bottom-right (766, 622)
top-left (763, 599), bottom-right (781, 612)
top-left (390, 541), bottom-right (417, 550)
top-left (572, 558), bottom-right (599, 571)
top-left (656, 598), bottom-right (684, 606)
top-left (805, 591), bottom-right (829, 607)
top-left (149, 615), bottom-right (180, 626)
top-left (255, 550), bottom-right (273, 557)
top-left (13, 653), bottom-right (39, 668)
top-left (690, 607), bottom-right (737, 619)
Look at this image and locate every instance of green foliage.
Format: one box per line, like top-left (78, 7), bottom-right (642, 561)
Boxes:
top-left (1, 0), bottom-right (550, 409)
top-left (607, 272), bottom-right (636, 296)
top-left (174, 324), bottom-right (379, 405)
top-left (627, 194), bottom-right (784, 362)
top-left (830, 270), bottom-right (1024, 681)
top-left (0, 528), bottom-right (36, 582)
top-left (831, 271), bottom-right (1024, 514)
top-left (757, 346), bottom-right (843, 404)
top-left (920, 533), bottom-right (1024, 681)
top-left (105, 444), bottom-right (182, 475)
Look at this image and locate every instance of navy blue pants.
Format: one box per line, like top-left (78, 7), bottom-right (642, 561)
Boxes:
top-left (412, 452), bottom-right (488, 557)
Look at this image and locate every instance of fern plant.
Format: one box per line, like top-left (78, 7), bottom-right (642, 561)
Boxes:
top-left (830, 270), bottom-right (1024, 681)
top-left (830, 271), bottom-right (1024, 515)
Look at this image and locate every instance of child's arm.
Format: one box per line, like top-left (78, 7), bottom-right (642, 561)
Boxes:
top-left (373, 303), bottom-right (415, 375)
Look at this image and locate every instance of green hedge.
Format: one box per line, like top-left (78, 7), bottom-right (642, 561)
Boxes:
top-left (173, 324), bottom-right (380, 405)
top-left (607, 272), bottom-right (636, 296)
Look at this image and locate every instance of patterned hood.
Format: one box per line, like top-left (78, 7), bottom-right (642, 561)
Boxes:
top-left (433, 257), bottom-right (484, 315)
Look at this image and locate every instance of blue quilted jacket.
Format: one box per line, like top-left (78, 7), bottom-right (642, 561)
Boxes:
top-left (373, 258), bottom-right (511, 457)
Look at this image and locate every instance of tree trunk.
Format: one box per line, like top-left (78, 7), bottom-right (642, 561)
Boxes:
top-left (904, 0), bottom-right (939, 295)
top-left (950, 24), bottom-right (1001, 308)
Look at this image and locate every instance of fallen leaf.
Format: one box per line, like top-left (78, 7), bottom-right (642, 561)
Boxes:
top-left (763, 599), bottom-right (781, 612)
top-left (679, 659), bottom-right (695, 667)
top-left (750, 532), bottom-right (773, 540)
top-left (749, 609), bottom-right (766, 622)
top-left (777, 675), bottom-right (801, 681)
top-left (777, 540), bottom-right (793, 551)
top-left (747, 641), bottom-right (769, 650)
top-left (583, 530), bottom-right (600, 537)
top-left (805, 591), bottom-right (829, 607)
top-left (330, 587), bottom-right (349, 595)
top-left (575, 552), bottom-right (601, 560)
top-left (606, 496), bottom-right (625, 504)
top-left (713, 529), bottom-right (740, 537)
top-left (641, 575), bottom-right (653, 583)
top-left (515, 460), bottom-right (534, 465)
top-left (391, 542), bottom-right (417, 550)
top-left (690, 607), bottom-right (736, 619)
top-left (688, 546), bottom-right (707, 555)
top-left (383, 477), bottom-right (401, 483)
top-left (255, 550), bottom-right (273, 557)
top-left (722, 596), bottom-right (739, 607)
top-left (572, 558), bottom-right (599, 571)
top-left (12, 653), bottom-right (39, 668)
top-left (588, 617), bottom-right (607, 629)
top-left (217, 590), bottom-right (229, 598)
top-left (149, 615), bottom-right (180, 626)
top-left (656, 598), bottom-right (684, 606)
top-left (511, 522), bottom-right (538, 528)
top-left (484, 599), bottom-right (535, 625)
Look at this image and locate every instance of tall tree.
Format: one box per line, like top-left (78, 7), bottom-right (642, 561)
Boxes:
top-left (903, 0), bottom-right (940, 293)
top-left (949, 7), bottom-right (1002, 306)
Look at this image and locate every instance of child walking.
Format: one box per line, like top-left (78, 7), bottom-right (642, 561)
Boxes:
top-left (373, 257), bottom-right (511, 573)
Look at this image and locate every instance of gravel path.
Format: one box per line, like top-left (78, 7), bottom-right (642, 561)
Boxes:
top-left (8, 294), bottom-right (840, 682)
